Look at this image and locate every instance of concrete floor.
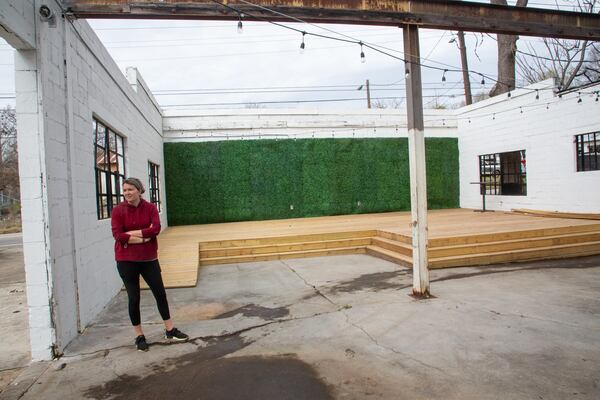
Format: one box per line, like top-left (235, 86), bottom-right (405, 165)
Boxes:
top-left (2, 253), bottom-right (600, 400)
top-left (0, 233), bottom-right (30, 392)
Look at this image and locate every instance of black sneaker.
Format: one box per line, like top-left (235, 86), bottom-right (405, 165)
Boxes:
top-left (135, 335), bottom-right (149, 352)
top-left (165, 327), bottom-right (189, 341)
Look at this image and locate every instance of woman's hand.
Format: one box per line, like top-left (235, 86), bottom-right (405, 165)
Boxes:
top-left (126, 224), bottom-right (153, 239)
top-left (128, 236), bottom-right (151, 244)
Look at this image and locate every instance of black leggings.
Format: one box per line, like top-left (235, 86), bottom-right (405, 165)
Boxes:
top-left (117, 260), bottom-right (171, 326)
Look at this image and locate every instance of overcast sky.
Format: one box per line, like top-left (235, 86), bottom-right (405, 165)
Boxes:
top-left (0, 0), bottom-right (589, 110)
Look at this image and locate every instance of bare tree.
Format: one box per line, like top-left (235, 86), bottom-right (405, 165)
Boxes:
top-left (0, 106), bottom-right (19, 203)
top-left (489, 0), bottom-right (529, 97)
top-left (516, 1), bottom-right (600, 90)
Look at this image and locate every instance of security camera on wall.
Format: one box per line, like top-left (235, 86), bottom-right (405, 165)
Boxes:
top-left (39, 5), bottom-right (56, 27)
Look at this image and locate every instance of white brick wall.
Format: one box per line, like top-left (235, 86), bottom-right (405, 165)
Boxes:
top-left (162, 108), bottom-right (459, 142)
top-left (6, 1), bottom-right (165, 360)
top-left (458, 79), bottom-right (600, 213)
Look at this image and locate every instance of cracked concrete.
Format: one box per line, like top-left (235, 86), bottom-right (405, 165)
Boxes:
top-left (2, 254), bottom-right (600, 399)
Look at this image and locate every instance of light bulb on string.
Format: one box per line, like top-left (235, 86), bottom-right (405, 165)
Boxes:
top-left (405, 69), bottom-right (410, 79)
top-left (596, 92), bottom-right (599, 102)
top-left (577, 92), bottom-right (582, 103)
top-left (535, 89), bottom-right (539, 100)
top-left (520, 107), bottom-right (523, 114)
top-left (299, 31), bottom-right (306, 54)
top-left (507, 91), bottom-right (511, 98)
top-left (442, 69), bottom-right (447, 83)
top-left (480, 74), bottom-right (485, 87)
top-left (492, 113), bottom-right (496, 120)
top-left (359, 42), bottom-right (366, 63)
top-left (237, 14), bottom-right (244, 34)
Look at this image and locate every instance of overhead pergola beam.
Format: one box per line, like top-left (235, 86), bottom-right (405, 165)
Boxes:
top-left (62, 0), bottom-right (600, 40)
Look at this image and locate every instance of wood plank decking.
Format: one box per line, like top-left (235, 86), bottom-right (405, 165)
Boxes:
top-left (156, 209), bottom-right (600, 288)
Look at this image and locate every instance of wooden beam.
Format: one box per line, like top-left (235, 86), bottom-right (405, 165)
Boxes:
top-left (61, 0), bottom-right (600, 40)
top-left (403, 24), bottom-right (430, 297)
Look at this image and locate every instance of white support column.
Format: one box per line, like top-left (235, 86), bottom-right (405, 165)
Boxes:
top-left (403, 24), bottom-right (430, 297)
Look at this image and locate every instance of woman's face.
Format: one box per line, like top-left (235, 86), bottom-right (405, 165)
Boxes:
top-left (122, 183), bottom-right (141, 204)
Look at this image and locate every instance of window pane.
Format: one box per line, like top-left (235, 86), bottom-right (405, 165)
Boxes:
top-left (116, 135), bottom-right (124, 156)
top-left (95, 146), bottom-right (106, 170)
top-left (117, 155), bottom-right (124, 175)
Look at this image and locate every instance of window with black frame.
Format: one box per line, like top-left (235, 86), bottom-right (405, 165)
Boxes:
top-left (148, 161), bottom-right (161, 212)
top-left (575, 132), bottom-right (599, 172)
top-left (94, 119), bottom-right (125, 219)
top-left (479, 150), bottom-right (527, 196)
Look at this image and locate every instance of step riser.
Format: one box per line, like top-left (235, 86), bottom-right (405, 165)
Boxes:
top-left (430, 232), bottom-right (600, 258)
top-left (370, 238), bottom-right (412, 256)
top-left (430, 225), bottom-right (600, 247)
top-left (430, 242), bottom-right (600, 269)
top-left (200, 238), bottom-right (372, 258)
top-left (199, 247), bottom-right (366, 266)
top-left (200, 230), bottom-right (377, 249)
top-left (375, 230), bottom-right (412, 244)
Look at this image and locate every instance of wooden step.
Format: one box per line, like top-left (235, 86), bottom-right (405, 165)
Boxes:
top-left (199, 246), bottom-right (366, 266)
top-left (199, 237), bottom-right (372, 258)
top-left (366, 245), bottom-right (412, 267)
top-left (430, 240), bottom-right (600, 269)
top-left (429, 231), bottom-right (600, 258)
top-left (370, 236), bottom-right (413, 256)
top-left (199, 230), bottom-right (377, 249)
top-left (429, 223), bottom-right (600, 247)
top-left (374, 230), bottom-right (412, 244)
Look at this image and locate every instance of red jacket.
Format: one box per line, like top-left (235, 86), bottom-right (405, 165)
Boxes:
top-left (111, 199), bottom-right (161, 261)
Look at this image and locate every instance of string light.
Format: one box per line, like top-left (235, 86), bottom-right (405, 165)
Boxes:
top-left (596, 92), bottom-right (599, 102)
top-left (492, 113), bottom-right (496, 120)
top-left (577, 92), bottom-right (582, 103)
top-left (480, 74), bottom-right (485, 86)
top-left (520, 106), bottom-right (523, 114)
top-left (507, 91), bottom-right (511, 98)
top-left (237, 14), bottom-right (243, 34)
top-left (405, 69), bottom-right (410, 79)
top-left (359, 42), bottom-right (366, 63)
top-left (299, 31), bottom-right (305, 54)
top-left (442, 69), bottom-right (447, 83)
top-left (535, 89), bottom-right (539, 100)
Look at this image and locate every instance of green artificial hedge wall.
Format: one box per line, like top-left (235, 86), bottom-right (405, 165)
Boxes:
top-left (164, 138), bottom-right (459, 226)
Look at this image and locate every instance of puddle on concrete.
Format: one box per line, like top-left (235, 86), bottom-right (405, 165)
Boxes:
top-left (84, 335), bottom-right (333, 400)
top-left (213, 303), bottom-right (290, 320)
top-left (329, 270), bottom-right (411, 293)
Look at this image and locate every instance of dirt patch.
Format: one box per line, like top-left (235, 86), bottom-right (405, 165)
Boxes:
top-left (213, 304), bottom-right (290, 320)
top-left (329, 270), bottom-right (411, 293)
top-left (84, 336), bottom-right (333, 400)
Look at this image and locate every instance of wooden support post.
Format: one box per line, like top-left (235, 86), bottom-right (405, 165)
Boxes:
top-left (403, 24), bottom-right (430, 297)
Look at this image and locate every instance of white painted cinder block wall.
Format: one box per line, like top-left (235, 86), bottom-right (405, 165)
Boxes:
top-left (2, 0), bottom-right (165, 359)
top-left (162, 108), bottom-right (459, 141)
top-left (458, 79), bottom-right (600, 213)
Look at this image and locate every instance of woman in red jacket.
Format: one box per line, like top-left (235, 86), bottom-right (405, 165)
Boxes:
top-left (111, 177), bottom-right (188, 351)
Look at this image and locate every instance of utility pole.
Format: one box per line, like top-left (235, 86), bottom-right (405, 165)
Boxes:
top-left (366, 79), bottom-right (371, 109)
top-left (457, 31), bottom-right (473, 105)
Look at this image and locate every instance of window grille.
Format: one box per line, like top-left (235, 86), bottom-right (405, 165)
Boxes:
top-left (148, 161), bottom-right (161, 212)
top-left (94, 119), bottom-right (125, 219)
top-left (575, 132), bottom-right (599, 172)
top-left (479, 150), bottom-right (526, 196)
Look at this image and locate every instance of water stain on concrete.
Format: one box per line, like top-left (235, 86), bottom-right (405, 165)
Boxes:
top-left (329, 270), bottom-right (411, 293)
top-left (84, 335), bottom-right (333, 400)
top-left (213, 303), bottom-right (290, 320)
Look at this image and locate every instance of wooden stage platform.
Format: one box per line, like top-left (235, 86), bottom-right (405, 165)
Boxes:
top-left (156, 209), bottom-right (600, 288)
